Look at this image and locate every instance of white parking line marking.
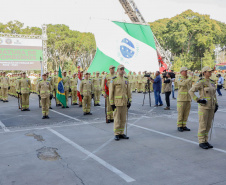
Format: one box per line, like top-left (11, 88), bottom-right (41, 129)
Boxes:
top-left (130, 124), bottom-right (226, 154)
top-left (0, 121), bottom-right (10, 132)
top-left (47, 128), bottom-right (135, 183)
top-left (50, 109), bottom-right (87, 123)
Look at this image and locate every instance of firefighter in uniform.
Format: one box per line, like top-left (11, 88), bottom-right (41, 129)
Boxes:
top-left (0, 72), bottom-right (10, 102)
top-left (109, 64), bottom-right (132, 141)
top-left (93, 71), bottom-right (101, 106)
top-left (18, 72), bottom-right (31, 111)
top-left (70, 73), bottom-right (78, 105)
top-left (177, 67), bottom-right (193, 132)
top-left (80, 72), bottom-right (94, 115)
top-left (189, 66), bottom-right (218, 149)
top-left (38, 73), bottom-right (52, 119)
top-left (62, 70), bottom-right (70, 108)
top-left (102, 65), bottom-right (116, 123)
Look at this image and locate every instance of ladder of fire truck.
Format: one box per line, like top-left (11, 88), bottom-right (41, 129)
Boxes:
top-left (118, 0), bottom-right (172, 70)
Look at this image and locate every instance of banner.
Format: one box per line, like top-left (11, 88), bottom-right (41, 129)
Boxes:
top-left (0, 37), bottom-right (43, 70)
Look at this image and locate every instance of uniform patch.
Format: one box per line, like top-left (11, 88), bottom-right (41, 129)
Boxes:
top-left (46, 82), bottom-right (49, 85)
top-left (125, 81), bottom-right (128, 84)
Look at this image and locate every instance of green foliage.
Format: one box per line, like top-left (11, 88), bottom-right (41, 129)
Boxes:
top-left (150, 10), bottom-right (226, 71)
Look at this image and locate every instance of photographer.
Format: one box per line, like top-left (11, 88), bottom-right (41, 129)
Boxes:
top-left (149, 71), bottom-right (163, 107)
top-left (163, 73), bottom-right (173, 110)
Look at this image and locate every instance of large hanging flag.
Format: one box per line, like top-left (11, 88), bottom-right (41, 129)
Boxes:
top-left (88, 20), bottom-right (159, 73)
top-left (56, 66), bottom-right (67, 108)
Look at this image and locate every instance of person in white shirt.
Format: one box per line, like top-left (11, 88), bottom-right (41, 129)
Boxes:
top-left (217, 74), bottom-right (224, 96)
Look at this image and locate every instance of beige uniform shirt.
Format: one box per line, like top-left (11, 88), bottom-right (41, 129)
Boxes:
top-left (19, 78), bottom-right (31, 94)
top-left (38, 80), bottom-right (52, 98)
top-left (0, 76), bottom-right (9, 88)
top-left (177, 75), bottom-right (192, 102)
top-left (62, 76), bottom-right (70, 91)
top-left (189, 78), bottom-right (217, 109)
top-left (70, 77), bottom-right (78, 91)
top-left (80, 79), bottom-right (93, 96)
top-left (93, 77), bottom-right (102, 90)
top-left (109, 75), bottom-right (132, 106)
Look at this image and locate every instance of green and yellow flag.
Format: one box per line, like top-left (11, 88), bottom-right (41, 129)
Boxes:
top-left (56, 66), bottom-right (67, 107)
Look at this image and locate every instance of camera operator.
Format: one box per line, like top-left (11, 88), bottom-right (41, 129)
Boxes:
top-left (148, 71), bottom-right (163, 107)
top-left (163, 72), bottom-right (174, 110)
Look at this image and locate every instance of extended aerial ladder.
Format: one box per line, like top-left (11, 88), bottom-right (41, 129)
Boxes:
top-left (118, 0), bottom-right (172, 71)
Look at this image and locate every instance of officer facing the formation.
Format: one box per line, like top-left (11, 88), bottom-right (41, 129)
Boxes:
top-left (38, 73), bottom-right (52, 119)
top-left (0, 72), bottom-right (10, 102)
top-left (189, 66), bottom-right (218, 149)
top-left (93, 71), bottom-right (101, 106)
top-left (103, 65), bottom-right (116, 123)
top-left (62, 70), bottom-right (70, 108)
top-left (80, 72), bottom-right (94, 115)
top-left (177, 67), bottom-right (193, 132)
top-left (70, 73), bottom-right (78, 105)
top-left (109, 64), bottom-right (132, 141)
top-left (18, 72), bottom-right (31, 111)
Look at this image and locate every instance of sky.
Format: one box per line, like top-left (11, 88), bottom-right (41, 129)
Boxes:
top-left (1, 0), bottom-right (226, 33)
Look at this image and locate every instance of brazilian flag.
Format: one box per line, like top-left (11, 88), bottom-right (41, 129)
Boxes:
top-left (56, 66), bottom-right (67, 107)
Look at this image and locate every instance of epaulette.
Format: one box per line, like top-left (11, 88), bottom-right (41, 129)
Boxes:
top-left (124, 76), bottom-right (128, 79)
top-left (112, 76), bottom-right (117, 79)
top-left (210, 79), bottom-right (215, 82)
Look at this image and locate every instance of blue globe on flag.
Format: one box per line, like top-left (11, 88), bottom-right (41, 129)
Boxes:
top-left (58, 81), bottom-right (64, 93)
top-left (120, 38), bottom-right (135, 59)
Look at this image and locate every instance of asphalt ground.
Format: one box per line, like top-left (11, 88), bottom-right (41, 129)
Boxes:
top-left (0, 89), bottom-right (226, 185)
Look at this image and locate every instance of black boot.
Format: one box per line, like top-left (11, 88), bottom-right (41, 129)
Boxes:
top-left (94, 104), bottom-right (97, 106)
top-left (87, 112), bottom-right (92, 115)
top-left (42, 116), bottom-right (46, 119)
top-left (49, 107), bottom-right (52, 109)
top-left (119, 134), bottom-right (129, 139)
top-left (199, 143), bottom-right (209, 149)
top-left (5, 100), bottom-right (8, 102)
top-left (183, 127), bottom-right (190, 131)
top-left (110, 119), bottom-right (114, 122)
top-left (107, 119), bottom-right (111, 123)
top-left (114, 135), bottom-right (120, 141)
top-left (66, 106), bottom-right (69, 108)
top-left (177, 127), bottom-right (183, 132)
top-left (79, 105), bottom-right (82, 107)
top-left (206, 142), bottom-right (213, 148)
top-left (45, 115), bottom-right (49, 119)
top-left (26, 108), bottom-right (30, 111)
top-left (83, 112), bottom-right (87, 115)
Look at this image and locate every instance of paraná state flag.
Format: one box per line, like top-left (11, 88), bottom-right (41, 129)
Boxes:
top-left (56, 66), bottom-right (67, 108)
top-left (88, 20), bottom-right (159, 73)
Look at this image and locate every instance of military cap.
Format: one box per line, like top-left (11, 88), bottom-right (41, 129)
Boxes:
top-left (96, 71), bottom-right (100, 74)
top-left (202, 66), bottom-right (213, 73)
top-left (117, 64), bottom-right (125, 69)
top-left (109, 65), bottom-right (116, 69)
top-left (84, 71), bottom-right (89, 75)
top-left (63, 70), bottom-right (67, 73)
top-left (22, 72), bottom-right (26, 74)
top-left (42, 73), bottom-right (47, 76)
top-left (180, 67), bottom-right (188, 72)
top-left (46, 71), bottom-right (49, 74)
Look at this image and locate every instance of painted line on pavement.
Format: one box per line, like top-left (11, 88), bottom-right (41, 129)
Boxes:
top-left (50, 109), bottom-right (87, 123)
top-left (0, 121), bottom-right (10, 132)
top-left (130, 124), bottom-right (226, 154)
top-left (47, 128), bottom-right (135, 183)
top-left (84, 115), bottom-right (150, 160)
